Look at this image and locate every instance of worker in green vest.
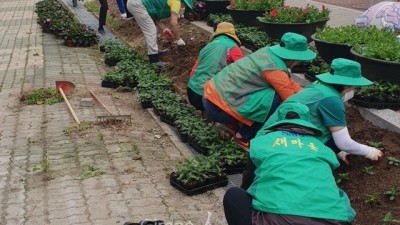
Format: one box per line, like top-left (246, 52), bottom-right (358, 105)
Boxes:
top-left (126, 0), bottom-right (192, 66)
top-left (224, 102), bottom-right (355, 225)
top-left (259, 58), bottom-right (384, 165)
top-left (202, 32), bottom-right (316, 150)
top-left (187, 22), bottom-right (244, 111)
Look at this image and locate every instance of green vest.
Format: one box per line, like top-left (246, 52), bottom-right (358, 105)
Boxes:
top-left (188, 35), bottom-right (238, 96)
top-left (248, 130), bottom-right (355, 222)
top-left (212, 47), bottom-right (288, 123)
top-left (260, 82), bottom-right (341, 143)
top-left (142, 0), bottom-right (172, 19)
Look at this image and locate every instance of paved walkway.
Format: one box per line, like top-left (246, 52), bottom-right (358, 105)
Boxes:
top-left (0, 0), bottom-right (399, 225)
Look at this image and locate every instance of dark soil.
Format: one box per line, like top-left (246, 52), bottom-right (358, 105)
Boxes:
top-left (104, 3), bottom-right (400, 225)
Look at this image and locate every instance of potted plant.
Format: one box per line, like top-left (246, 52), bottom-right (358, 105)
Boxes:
top-left (236, 25), bottom-right (273, 51)
top-left (206, 13), bottom-right (233, 30)
top-left (257, 4), bottom-right (330, 42)
top-left (170, 156), bottom-right (228, 196)
top-left (351, 81), bottom-right (400, 109)
top-left (350, 29), bottom-right (400, 84)
top-left (227, 0), bottom-right (283, 27)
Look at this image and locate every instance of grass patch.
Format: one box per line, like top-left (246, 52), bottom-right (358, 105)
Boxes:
top-left (22, 87), bottom-right (63, 105)
top-left (63, 121), bottom-right (93, 135)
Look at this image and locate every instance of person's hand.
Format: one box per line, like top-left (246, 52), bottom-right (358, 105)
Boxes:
top-left (174, 38), bottom-right (185, 46)
top-left (163, 28), bottom-right (173, 41)
top-left (337, 151), bottom-right (350, 165)
top-left (365, 147), bottom-right (384, 161)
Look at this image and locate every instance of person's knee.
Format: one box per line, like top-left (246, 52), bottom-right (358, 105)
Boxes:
top-left (224, 187), bottom-right (242, 206)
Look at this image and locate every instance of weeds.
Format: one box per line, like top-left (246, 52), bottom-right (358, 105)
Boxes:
top-left (63, 121), bottom-right (92, 135)
top-left (75, 164), bottom-right (106, 180)
top-left (32, 160), bottom-right (50, 173)
top-left (367, 141), bottom-right (382, 148)
top-left (382, 212), bottom-right (399, 225)
top-left (388, 156), bottom-right (400, 167)
top-left (23, 88), bottom-right (63, 105)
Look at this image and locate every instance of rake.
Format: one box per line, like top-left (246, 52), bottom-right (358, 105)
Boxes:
top-left (89, 90), bottom-right (131, 124)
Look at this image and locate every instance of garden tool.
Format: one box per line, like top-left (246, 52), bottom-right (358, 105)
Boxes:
top-left (89, 90), bottom-right (131, 124)
top-left (55, 81), bottom-right (81, 124)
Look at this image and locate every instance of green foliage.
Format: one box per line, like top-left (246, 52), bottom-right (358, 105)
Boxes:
top-left (355, 80), bottom-right (400, 102)
top-left (76, 164), bottom-right (106, 179)
top-left (382, 212), bottom-right (400, 225)
top-left (24, 87), bottom-right (63, 105)
top-left (236, 25), bottom-right (273, 50)
top-left (175, 156), bottom-right (224, 185)
top-left (229, 0), bottom-right (282, 10)
top-left (336, 172), bottom-right (350, 184)
top-left (367, 141), bottom-right (382, 148)
top-left (384, 187), bottom-right (398, 201)
top-left (362, 166), bottom-right (375, 175)
top-left (207, 13), bottom-right (233, 25)
top-left (32, 160), bottom-right (50, 173)
top-left (259, 4), bottom-right (330, 24)
top-left (364, 192), bottom-right (381, 205)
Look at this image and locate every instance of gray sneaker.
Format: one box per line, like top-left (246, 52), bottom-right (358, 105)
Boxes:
top-left (155, 61), bottom-right (169, 67)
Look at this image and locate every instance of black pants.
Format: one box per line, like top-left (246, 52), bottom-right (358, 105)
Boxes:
top-left (98, 0), bottom-right (108, 29)
top-left (187, 87), bottom-right (204, 111)
top-left (223, 187), bottom-right (252, 225)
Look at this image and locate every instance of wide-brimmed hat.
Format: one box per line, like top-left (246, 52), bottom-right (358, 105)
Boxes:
top-left (209, 22), bottom-right (241, 46)
top-left (316, 58), bottom-right (373, 86)
top-left (266, 102), bottom-right (322, 136)
top-left (182, 0), bottom-right (193, 10)
top-left (269, 32), bottom-right (316, 61)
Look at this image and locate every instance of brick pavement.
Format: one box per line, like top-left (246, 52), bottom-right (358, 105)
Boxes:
top-left (0, 0), bottom-right (226, 224)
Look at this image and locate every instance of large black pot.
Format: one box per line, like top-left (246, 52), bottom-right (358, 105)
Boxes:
top-left (350, 48), bottom-right (400, 84)
top-left (204, 0), bottom-right (230, 14)
top-left (227, 6), bottom-right (265, 28)
top-left (259, 19), bottom-right (328, 42)
top-left (311, 34), bottom-right (353, 64)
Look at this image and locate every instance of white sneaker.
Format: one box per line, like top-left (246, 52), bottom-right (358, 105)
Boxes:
top-left (121, 13), bottom-right (127, 19)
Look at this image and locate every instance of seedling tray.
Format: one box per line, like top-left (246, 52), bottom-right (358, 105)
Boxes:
top-left (223, 163), bottom-right (246, 175)
top-left (170, 175), bottom-right (228, 196)
top-left (188, 137), bottom-right (209, 155)
top-left (140, 101), bottom-right (153, 109)
top-left (350, 99), bottom-right (400, 110)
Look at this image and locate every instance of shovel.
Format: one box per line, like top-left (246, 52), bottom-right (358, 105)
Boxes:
top-left (56, 81), bottom-right (80, 124)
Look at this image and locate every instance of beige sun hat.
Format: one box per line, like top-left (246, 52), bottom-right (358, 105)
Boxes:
top-left (209, 22), bottom-right (241, 46)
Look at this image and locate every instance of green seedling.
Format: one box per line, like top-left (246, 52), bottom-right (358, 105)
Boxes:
top-left (75, 164), bottom-right (106, 180)
top-left (384, 187), bottom-right (399, 201)
top-left (336, 172), bottom-right (350, 184)
top-left (382, 212), bottom-right (400, 225)
top-left (32, 160), bottom-right (50, 173)
top-left (388, 157), bottom-right (400, 167)
top-left (367, 141), bottom-right (382, 148)
top-left (364, 192), bottom-right (381, 205)
top-left (362, 166), bottom-right (375, 175)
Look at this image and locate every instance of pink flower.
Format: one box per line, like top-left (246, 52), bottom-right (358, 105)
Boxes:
top-left (322, 5), bottom-right (326, 11)
top-left (270, 9), bottom-right (278, 17)
top-left (302, 7), bottom-right (308, 14)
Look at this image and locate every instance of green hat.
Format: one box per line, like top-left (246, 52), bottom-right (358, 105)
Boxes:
top-left (269, 32), bottom-right (316, 61)
top-left (182, 0), bottom-right (193, 10)
top-left (266, 102), bottom-right (322, 136)
top-left (316, 58), bottom-right (373, 86)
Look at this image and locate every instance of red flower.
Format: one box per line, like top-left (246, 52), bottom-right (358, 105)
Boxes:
top-left (322, 5), bottom-right (326, 11)
top-left (270, 9), bottom-right (278, 17)
top-left (230, 2), bottom-right (236, 8)
top-left (302, 7), bottom-right (308, 14)
top-left (283, 5), bottom-right (290, 9)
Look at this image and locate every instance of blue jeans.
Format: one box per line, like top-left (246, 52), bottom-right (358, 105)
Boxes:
top-left (203, 93), bottom-right (281, 140)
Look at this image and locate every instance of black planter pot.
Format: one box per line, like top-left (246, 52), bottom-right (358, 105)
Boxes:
top-left (204, 0), bottom-right (230, 14)
top-left (101, 80), bottom-right (120, 89)
top-left (311, 34), bottom-right (353, 64)
top-left (104, 58), bottom-right (118, 67)
top-left (259, 19), bottom-right (328, 42)
top-left (170, 172), bottom-right (228, 196)
top-left (227, 6), bottom-right (265, 28)
top-left (350, 98), bottom-right (400, 110)
top-left (350, 48), bottom-right (400, 85)
top-left (140, 101), bottom-right (153, 109)
top-left (223, 162), bottom-right (246, 175)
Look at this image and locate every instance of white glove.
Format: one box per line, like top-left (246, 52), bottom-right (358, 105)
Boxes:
top-left (365, 147), bottom-right (384, 161)
top-left (337, 151), bottom-right (350, 165)
top-left (179, 7), bottom-right (185, 18)
top-left (174, 38), bottom-right (185, 46)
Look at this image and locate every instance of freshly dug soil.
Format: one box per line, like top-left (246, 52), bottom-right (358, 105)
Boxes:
top-left (104, 3), bottom-right (400, 225)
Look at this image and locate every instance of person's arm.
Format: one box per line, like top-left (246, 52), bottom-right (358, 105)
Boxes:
top-left (318, 98), bottom-right (383, 161)
top-left (169, 13), bottom-right (181, 41)
top-left (227, 46), bottom-right (244, 64)
top-left (262, 70), bottom-right (303, 101)
top-left (240, 154), bottom-right (256, 190)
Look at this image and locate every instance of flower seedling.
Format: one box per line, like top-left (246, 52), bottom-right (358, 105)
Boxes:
top-left (388, 156), bottom-right (400, 167)
top-left (362, 166), bottom-right (375, 175)
top-left (382, 212), bottom-right (400, 225)
top-left (384, 187), bottom-right (399, 201)
top-left (336, 172), bottom-right (350, 184)
top-left (364, 192), bottom-right (381, 206)
top-left (367, 141), bottom-right (382, 148)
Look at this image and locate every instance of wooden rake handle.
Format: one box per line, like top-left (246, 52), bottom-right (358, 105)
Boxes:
top-left (89, 90), bottom-right (113, 115)
top-left (59, 87), bottom-right (80, 124)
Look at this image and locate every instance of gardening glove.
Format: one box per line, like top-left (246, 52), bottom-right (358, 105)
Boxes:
top-left (337, 151), bottom-right (350, 165)
top-left (179, 7), bottom-right (185, 18)
top-left (365, 147), bottom-right (384, 161)
top-left (174, 38), bottom-right (185, 46)
top-left (163, 28), bottom-right (173, 41)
